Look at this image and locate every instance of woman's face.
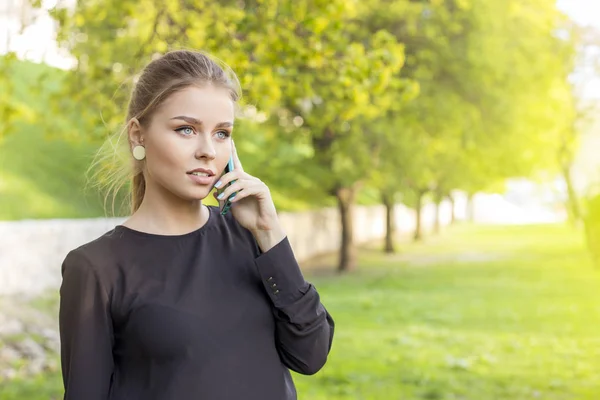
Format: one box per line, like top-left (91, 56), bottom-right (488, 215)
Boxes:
top-left (139, 85), bottom-right (234, 202)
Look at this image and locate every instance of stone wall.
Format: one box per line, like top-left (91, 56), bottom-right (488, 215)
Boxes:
top-left (0, 201), bottom-right (456, 296)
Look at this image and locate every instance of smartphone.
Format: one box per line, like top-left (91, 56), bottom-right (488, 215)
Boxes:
top-left (218, 155), bottom-right (236, 215)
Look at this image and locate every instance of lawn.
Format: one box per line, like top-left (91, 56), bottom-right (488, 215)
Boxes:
top-left (0, 127), bottom-right (112, 220)
top-left (293, 223), bottom-right (600, 399)
top-left (1, 223), bottom-right (599, 399)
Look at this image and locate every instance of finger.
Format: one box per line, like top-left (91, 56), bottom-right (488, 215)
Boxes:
top-left (231, 139), bottom-right (244, 172)
top-left (214, 170), bottom-right (242, 189)
top-left (216, 179), bottom-right (247, 201)
top-left (219, 179), bottom-right (266, 202)
top-left (215, 169), bottom-right (257, 189)
top-left (229, 183), bottom-right (266, 203)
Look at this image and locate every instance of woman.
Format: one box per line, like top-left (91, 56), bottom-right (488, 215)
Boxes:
top-left (59, 50), bottom-right (334, 400)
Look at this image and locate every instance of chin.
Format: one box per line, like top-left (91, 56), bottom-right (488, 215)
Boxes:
top-left (166, 185), bottom-right (211, 202)
top-left (191, 186), bottom-right (214, 201)
top-left (183, 189), bottom-right (211, 201)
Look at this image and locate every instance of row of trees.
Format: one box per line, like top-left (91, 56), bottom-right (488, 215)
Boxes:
top-left (24, 0), bottom-right (590, 271)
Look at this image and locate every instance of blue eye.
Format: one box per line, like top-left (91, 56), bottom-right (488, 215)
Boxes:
top-left (175, 126), bottom-right (195, 135)
top-left (216, 130), bottom-right (230, 139)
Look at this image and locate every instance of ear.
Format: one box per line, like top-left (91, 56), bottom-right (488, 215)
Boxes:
top-left (127, 118), bottom-right (144, 147)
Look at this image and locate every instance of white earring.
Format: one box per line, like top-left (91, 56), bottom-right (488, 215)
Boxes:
top-left (132, 145), bottom-right (146, 161)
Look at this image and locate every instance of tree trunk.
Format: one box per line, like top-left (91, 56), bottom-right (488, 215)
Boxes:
top-left (382, 190), bottom-right (396, 253)
top-left (466, 192), bottom-right (475, 222)
top-left (434, 198), bottom-right (441, 234)
top-left (336, 186), bottom-right (358, 272)
top-left (448, 194), bottom-right (456, 224)
top-left (414, 190), bottom-right (425, 241)
top-left (433, 189), bottom-right (444, 235)
top-left (562, 163), bottom-right (582, 225)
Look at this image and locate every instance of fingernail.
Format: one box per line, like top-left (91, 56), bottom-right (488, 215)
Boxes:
top-left (214, 180), bottom-right (222, 188)
top-left (217, 192), bottom-right (225, 200)
top-left (229, 195), bottom-right (236, 201)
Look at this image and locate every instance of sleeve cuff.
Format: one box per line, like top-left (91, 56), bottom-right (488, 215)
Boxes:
top-left (254, 236), bottom-right (309, 307)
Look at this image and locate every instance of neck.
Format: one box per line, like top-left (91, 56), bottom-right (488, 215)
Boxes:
top-left (126, 179), bottom-right (208, 235)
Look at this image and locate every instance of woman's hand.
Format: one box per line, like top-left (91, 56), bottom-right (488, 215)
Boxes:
top-left (213, 140), bottom-right (286, 251)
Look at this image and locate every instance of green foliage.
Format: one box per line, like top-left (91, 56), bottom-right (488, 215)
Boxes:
top-left (12, 0), bottom-right (583, 239)
top-left (228, 118), bottom-right (334, 210)
top-left (0, 58), bottom-right (110, 220)
top-left (44, 0), bottom-right (578, 195)
top-left (0, 53), bottom-right (36, 142)
top-left (366, 0), bottom-right (577, 206)
top-left (47, 0), bottom-right (410, 196)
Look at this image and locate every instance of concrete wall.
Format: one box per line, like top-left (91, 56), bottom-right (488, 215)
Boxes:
top-left (0, 201), bottom-right (455, 296)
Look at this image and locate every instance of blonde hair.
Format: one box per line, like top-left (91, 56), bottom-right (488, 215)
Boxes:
top-left (87, 50), bottom-right (241, 216)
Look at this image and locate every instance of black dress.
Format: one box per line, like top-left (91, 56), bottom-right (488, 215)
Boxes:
top-left (59, 205), bottom-right (335, 400)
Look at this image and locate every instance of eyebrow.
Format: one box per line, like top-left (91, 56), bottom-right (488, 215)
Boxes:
top-left (170, 116), bottom-right (233, 128)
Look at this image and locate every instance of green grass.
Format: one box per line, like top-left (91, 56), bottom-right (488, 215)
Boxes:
top-left (0, 126), bottom-right (111, 220)
top-left (293, 223), bottom-right (600, 399)
top-left (1, 223), bottom-right (599, 399)
top-left (0, 373), bottom-right (62, 400)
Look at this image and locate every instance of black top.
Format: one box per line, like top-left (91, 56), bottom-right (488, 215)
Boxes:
top-left (59, 205), bottom-right (334, 400)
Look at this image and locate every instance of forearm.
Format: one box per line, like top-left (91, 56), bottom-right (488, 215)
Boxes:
top-left (252, 235), bottom-right (335, 375)
top-left (251, 224), bottom-right (287, 253)
top-left (274, 289), bottom-right (335, 375)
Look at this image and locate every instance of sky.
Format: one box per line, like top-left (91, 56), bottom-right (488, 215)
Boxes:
top-left (555, 0), bottom-right (600, 194)
top-left (556, 0), bottom-right (600, 27)
top-left (556, 0), bottom-right (600, 100)
top-left (0, 0), bottom-right (76, 69)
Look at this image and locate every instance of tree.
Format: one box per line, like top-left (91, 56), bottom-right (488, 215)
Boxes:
top-left (235, 1), bottom-right (409, 271)
top-left (47, 0), bottom-right (409, 272)
top-left (368, 0), bottom-right (577, 245)
top-left (0, 0), bottom-right (38, 143)
top-left (45, 0), bottom-right (579, 268)
top-left (555, 23), bottom-right (600, 225)
top-left (0, 52), bottom-right (35, 142)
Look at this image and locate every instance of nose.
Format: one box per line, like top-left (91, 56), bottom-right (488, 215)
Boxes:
top-left (194, 133), bottom-right (216, 160)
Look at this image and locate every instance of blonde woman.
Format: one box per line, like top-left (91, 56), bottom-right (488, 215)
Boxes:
top-left (59, 50), bottom-right (334, 400)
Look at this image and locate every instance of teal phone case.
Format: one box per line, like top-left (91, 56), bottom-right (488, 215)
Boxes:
top-left (219, 156), bottom-right (236, 215)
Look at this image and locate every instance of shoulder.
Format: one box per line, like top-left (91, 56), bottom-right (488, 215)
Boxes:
top-left (61, 227), bottom-right (122, 280)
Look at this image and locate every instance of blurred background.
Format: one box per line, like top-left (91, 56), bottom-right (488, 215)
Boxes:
top-left (1, 0), bottom-right (600, 399)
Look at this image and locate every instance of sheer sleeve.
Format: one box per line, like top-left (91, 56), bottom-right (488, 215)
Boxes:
top-left (254, 237), bottom-right (335, 375)
top-left (59, 249), bottom-right (114, 399)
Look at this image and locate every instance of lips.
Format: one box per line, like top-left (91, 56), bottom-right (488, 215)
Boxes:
top-left (186, 168), bottom-right (215, 185)
top-left (188, 171), bottom-right (210, 177)
top-left (187, 173), bottom-right (214, 185)
top-left (186, 167), bottom-right (215, 176)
